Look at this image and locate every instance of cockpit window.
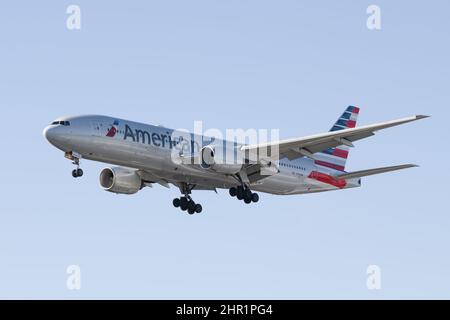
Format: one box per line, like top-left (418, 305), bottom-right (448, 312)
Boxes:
top-left (51, 121), bottom-right (70, 126)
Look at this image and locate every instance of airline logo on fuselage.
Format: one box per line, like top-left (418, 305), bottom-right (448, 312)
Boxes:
top-left (124, 124), bottom-right (175, 148)
top-left (121, 124), bottom-right (215, 152)
top-left (106, 120), bottom-right (119, 137)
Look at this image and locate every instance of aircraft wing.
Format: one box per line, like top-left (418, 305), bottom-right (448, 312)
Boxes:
top-left (138, 169), bottom-right (218, 192)
top-left (335, 164), bottom-right (418, 180)
top-left (137, 169), bottom-right (171, 188)
top-left (241, 115), bottom-right (428, 161)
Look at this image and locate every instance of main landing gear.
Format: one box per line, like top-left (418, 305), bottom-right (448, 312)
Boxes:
top-left (173, 183), bottom-right (203, 215)
top-left (229, 186), bottom-right (259, 204)
top-left (172, 196), bottom-right (202, 215)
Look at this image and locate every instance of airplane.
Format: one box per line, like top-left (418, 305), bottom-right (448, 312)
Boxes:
top-left (43, 106), bottom-right (428, 214)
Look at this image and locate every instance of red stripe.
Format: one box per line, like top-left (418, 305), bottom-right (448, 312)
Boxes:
top-left (315, 160), bottom-right (345, 171)
top-left (347, 120), bottom-right (356, 128)
top-left (352, 106), bottom-right (360, 114)
top-left (308, 171), bottom-right (347, 189)
top-left (332, 148), bottom-right (349, 159)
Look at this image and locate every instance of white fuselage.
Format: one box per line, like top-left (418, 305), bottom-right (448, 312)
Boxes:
top-left (43, 115), bottom-right (360, 195)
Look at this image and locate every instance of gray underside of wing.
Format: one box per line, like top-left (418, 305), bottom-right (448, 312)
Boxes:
top-left (282, 132), bottom-right (375, 160)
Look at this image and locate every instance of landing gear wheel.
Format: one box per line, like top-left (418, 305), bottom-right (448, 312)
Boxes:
top-left (244, 189), bottom-right (253, 200)
top-left (236, 186), bottom-right (244, 200)
top-left (180, 197), bottom-right (188, 211)
top-left (236, 187), bottom-right (244, 200)
top-left (176, 183), bottom-right (204, 214)
top-left (244, 198), bottom-right (252, 204)
top-left (251, 193), bottom-right (259, 203)
top-left (72, 168), bottom-right (83, 178)
top-left (188, 201), bottom-right (196, 212)
top-left (173, 198), bottom-right (181, 208)
top-left (229, 187), bottom-right (237, 197)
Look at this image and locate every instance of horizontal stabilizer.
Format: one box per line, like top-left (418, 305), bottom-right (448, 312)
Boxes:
top-left (335, 164), bottom-right (418, 180)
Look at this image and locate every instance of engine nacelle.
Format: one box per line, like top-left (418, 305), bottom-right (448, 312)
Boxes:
top-left (99, 167), bottom-right (142, 194)
top-left (200, 145), bottom-right (243, 174)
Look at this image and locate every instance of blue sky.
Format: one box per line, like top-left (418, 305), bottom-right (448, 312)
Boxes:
top-left (0, 1), bottom-right (449, 299)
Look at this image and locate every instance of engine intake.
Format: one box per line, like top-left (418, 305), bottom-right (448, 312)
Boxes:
top-left (200, 145), bottom-right (243, 174)
top-left (201, 146), bottom-right (215, 168)
top-left (99, 167), bottom-right (142, 194)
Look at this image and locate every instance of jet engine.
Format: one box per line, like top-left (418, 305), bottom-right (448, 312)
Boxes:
top-left (200, 145), bottom-right (243, 174)
top-left (99, 167), bottom-right (143, 194)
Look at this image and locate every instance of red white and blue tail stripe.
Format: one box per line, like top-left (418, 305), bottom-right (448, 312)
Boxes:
top-left (314, 106), bottom-right (360, 172)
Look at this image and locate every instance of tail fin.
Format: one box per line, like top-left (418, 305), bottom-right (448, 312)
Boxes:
top-left (314, 106), bottom-right (360, 172)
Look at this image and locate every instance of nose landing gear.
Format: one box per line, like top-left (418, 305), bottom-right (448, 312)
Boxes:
top-left (72, 168), bottom-right (84, 178)
top-left (65, 151), bottom-right (84, 178)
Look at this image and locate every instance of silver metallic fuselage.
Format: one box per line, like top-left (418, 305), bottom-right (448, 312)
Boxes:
top-left (43, 115), bottom-right (360, 195)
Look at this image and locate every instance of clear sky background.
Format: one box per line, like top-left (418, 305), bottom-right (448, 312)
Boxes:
top-left (0, 1), bottom-right (449, 299)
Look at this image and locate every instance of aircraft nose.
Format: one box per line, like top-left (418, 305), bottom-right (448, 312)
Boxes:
top-left (43, 125), bottom-right (70, 147)
top-left (43, 126), bottom-right (55, 142)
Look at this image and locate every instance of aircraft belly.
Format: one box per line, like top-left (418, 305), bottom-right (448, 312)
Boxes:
top-left (72, 136), bottom-right (236, 187)
top-left (69, 136), bottom-right (343, 195)
top-left (251, 172), bottom-right (306, 195)
top-left (73, 136), bottom-right (161, 168)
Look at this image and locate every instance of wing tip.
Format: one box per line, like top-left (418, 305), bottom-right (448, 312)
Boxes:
top-left (415, 114), bottom-right (431, 120)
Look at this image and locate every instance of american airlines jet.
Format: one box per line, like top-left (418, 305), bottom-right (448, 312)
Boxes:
top-left (43, 106), bottom-right (427, 214)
